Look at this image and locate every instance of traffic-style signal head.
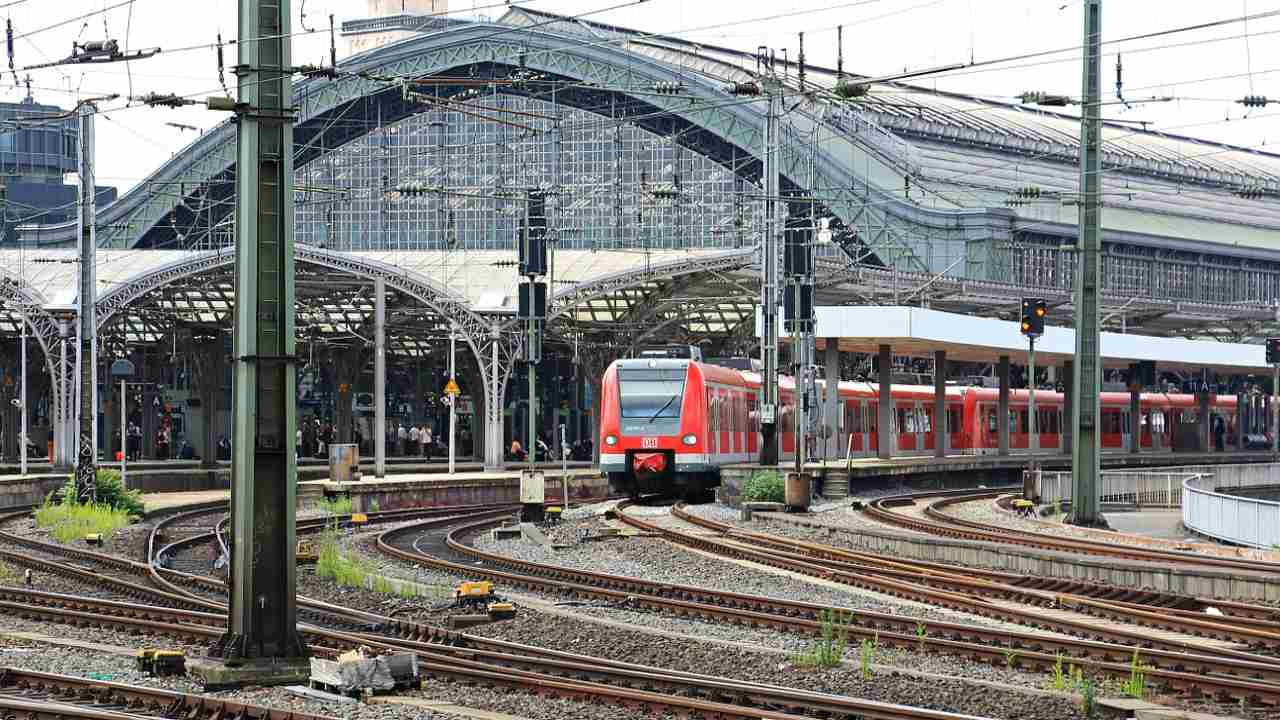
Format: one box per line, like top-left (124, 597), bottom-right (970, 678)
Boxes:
top-left (1020, 298), bottom-right (1046, 337)
top-left (1267, 337), bottom-right (1280, 365)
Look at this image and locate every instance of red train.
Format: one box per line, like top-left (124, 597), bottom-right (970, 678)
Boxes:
top-left (599, 357), bottom-right (1253, 497)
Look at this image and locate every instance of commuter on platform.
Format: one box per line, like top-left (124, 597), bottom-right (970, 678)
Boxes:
top-left (397, 423), bottom-right (408, 456)
top-left (422, 425), bottom-right (433, 460)
top-left (127, 422), bottom-right (143, 461)
top-left (408, 424), bottom-right (420, 456)
top-left (156, 426), bottom-right (170, 460)
top-left (295, 428), bottom-right (303, 460)
top-left (508, 439), bottom-right (525, 462)
top-left (1213, 415), bottom-right (1226, 452)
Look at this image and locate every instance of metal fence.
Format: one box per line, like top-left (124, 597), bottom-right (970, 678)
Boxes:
top-left (1035, 470), bottom-right (1194, 508)
top-left (1182, 468), bottom-right (1280, 549)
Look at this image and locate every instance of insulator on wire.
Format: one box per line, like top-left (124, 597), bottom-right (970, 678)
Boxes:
top-left (1235, 185), bottom-right (1267, 200)
top-left (1020, 91), bottom-right (1071, 107)
top-left (1238, 95), bottom-right (1269, 108)
top-left (725, 81), bottom-right (760, 96)
top-left (651, 81), bottom-right (683, 95)
top-left (834, 80), bottom-right (868, 99)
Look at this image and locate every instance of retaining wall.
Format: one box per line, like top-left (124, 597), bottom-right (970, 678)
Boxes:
top-left (303, 470), bottom-right (608, 513)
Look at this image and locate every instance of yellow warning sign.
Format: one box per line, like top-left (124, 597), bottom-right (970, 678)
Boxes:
top-left (444, 379), bottom-right (462, 396)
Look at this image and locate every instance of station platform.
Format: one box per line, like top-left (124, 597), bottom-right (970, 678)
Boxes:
top-left (0, 457), bottom-right (593, 496)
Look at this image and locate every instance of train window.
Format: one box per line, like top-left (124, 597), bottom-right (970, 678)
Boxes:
top-left (947, 407), bottom-right (961, 434)
top-left (897, 408), bottom-right (908, 433)
top-left (1018, 410), bottom-right (1028, 434)
top-left (868, 404), bottom-right (877, 433)
top-left (986, 408), bottom-right (997, 434)
top-left (618, 370), bottom-right (686, 419)
top-left (922, 407), bottom-right (933, 433)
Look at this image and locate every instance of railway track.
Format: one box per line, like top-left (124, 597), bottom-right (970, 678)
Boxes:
top-left (863, 489), bottom-right (1280, 575)
top-left (373, 508), bottom-right (1280, 706)
top-left (0, 667), bottom-right (338, 720)
top-left (0, 504), bottom-right (999, 720)
top-left (662, 503), bottom-right (1280, 647)
top-left (0, 582), bottom-right (1000, 720)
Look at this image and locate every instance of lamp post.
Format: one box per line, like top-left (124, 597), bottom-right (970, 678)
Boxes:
top-left (110, 359), bottom-right (135, 487)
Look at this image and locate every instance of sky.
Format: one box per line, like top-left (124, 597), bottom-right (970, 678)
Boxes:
top-left (6, 0), bottom-right (1280, 199)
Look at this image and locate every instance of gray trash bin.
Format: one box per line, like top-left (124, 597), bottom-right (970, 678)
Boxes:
top-left (329, 443), bottom-right (360, 483)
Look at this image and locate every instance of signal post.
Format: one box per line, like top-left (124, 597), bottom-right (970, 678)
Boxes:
top-left (1020, 299), bottom-right (1046, 453)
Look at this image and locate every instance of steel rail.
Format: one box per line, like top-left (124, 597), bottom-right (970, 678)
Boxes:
top-left (864, 490), bottom-right (1280, 574)
top-left (668, 504), bottom-right (1280, 646)
top-left (724, 503), bottom-right (1280, 622)
top-left (372, 511), bottom-right (1280, 705)
top-left (0, 667), bottom-right (340, 720)
top-left (609, 506), bottom-right (1280, 663)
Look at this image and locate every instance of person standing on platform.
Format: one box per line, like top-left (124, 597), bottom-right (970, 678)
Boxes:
top-left (397, 422), bottom-right (407, 457)
top-left (408, 424), bottom-right (420, 457)
top-left (422, 425), bottom-right (433, 460)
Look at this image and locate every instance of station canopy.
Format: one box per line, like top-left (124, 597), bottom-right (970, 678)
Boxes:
top-left (793, 306), bottom-right (1271, 374)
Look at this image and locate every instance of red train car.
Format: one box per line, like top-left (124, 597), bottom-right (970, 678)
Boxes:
top-left (600, 358), bottom-right (1250, 497)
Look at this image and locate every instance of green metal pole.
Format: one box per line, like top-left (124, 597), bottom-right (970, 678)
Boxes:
top-left (75, 103), bottom-right (97, 503)
top-left (1070, 0), bottom-right (1104, 527)
top-left (216, 0), bottom-right (306, 662)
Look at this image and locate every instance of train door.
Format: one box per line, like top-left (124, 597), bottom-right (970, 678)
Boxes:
top-left (1120, 409), bottom-right (1131, 452)
top-left (866, 400), bottom-right (878, 455)
top-left (896, 401), bottom-right (916, 453)
top-left (737, 392), bottom-right (747, 453)
top-left (707, 389), bottom-right (718, 458)
top-left (919, 402), bottom-right (935, 452)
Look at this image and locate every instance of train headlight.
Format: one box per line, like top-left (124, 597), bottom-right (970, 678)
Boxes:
top-left (605, 435), bottom-right (618, 446)
top-left (681, 434), bottom-right (697, 446)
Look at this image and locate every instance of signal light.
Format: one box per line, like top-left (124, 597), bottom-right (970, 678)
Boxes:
top-left (1020, 298), bottom-right (1046, 337)
top-left (1267, 338), bottom-right (1280, 365)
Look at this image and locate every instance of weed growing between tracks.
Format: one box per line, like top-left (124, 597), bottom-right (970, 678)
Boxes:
top-left (35, 474), bottom-right (136, 544)
top-left (316, 522), bottom-right (435, 599)
top-left (859, 635), bottom-right (877, 679)
top-left (1122, 648), bottom-right (1149, 699)
top-left (792, 609), bottom-right (849, 669)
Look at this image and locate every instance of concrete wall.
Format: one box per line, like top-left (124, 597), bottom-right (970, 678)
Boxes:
top-left (0, 474), bottom-right (70, 510)
top-left (304, 471), bottom-right (608, 513)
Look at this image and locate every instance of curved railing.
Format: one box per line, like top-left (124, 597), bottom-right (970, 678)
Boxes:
top-left (1182, 471), bottom-right (1280, 549)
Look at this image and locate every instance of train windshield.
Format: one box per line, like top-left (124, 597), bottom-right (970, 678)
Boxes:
top-left (618, 369), bottom-right (686, 420)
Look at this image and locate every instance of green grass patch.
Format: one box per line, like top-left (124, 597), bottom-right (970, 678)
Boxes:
top-left (314, 523), bottom-right (444, 599)
top-left (34, 499), bottom-right (132, 544)
top-left (792, 609), bottom-right (849, 669)
top-left (743, 470), bottom-right (785, 503)
top-left (0, 560), bottom-right (20, 583)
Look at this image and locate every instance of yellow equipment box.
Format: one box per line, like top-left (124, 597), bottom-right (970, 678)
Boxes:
top-left (84, 533), bottom-right (103, 546)
top-left (455, 581), bottom-right (494, 599)
top-left (350, 513), bottom-right (368, 525)
top-left (136, 649), bottom-right (186, 676)
top-left (487, 601), bottom-right (516, 620)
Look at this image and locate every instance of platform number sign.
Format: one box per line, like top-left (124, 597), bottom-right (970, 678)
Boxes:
top-left (1268, 338), bottom-right (1280, 365)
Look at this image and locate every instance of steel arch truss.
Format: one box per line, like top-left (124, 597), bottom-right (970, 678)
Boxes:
top-left (20, 23), bottom-right (935, 274)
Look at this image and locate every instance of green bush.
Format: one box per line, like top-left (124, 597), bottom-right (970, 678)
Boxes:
top-left (56, 469), bottom-right (144, 517)
top-left (743, 470), bottom-right (785, 503)
top-left (311, 496), bottom-right (354, 517)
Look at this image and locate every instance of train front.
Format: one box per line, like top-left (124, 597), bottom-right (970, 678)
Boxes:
top-left (599, 358), bottom-right (703, 497)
